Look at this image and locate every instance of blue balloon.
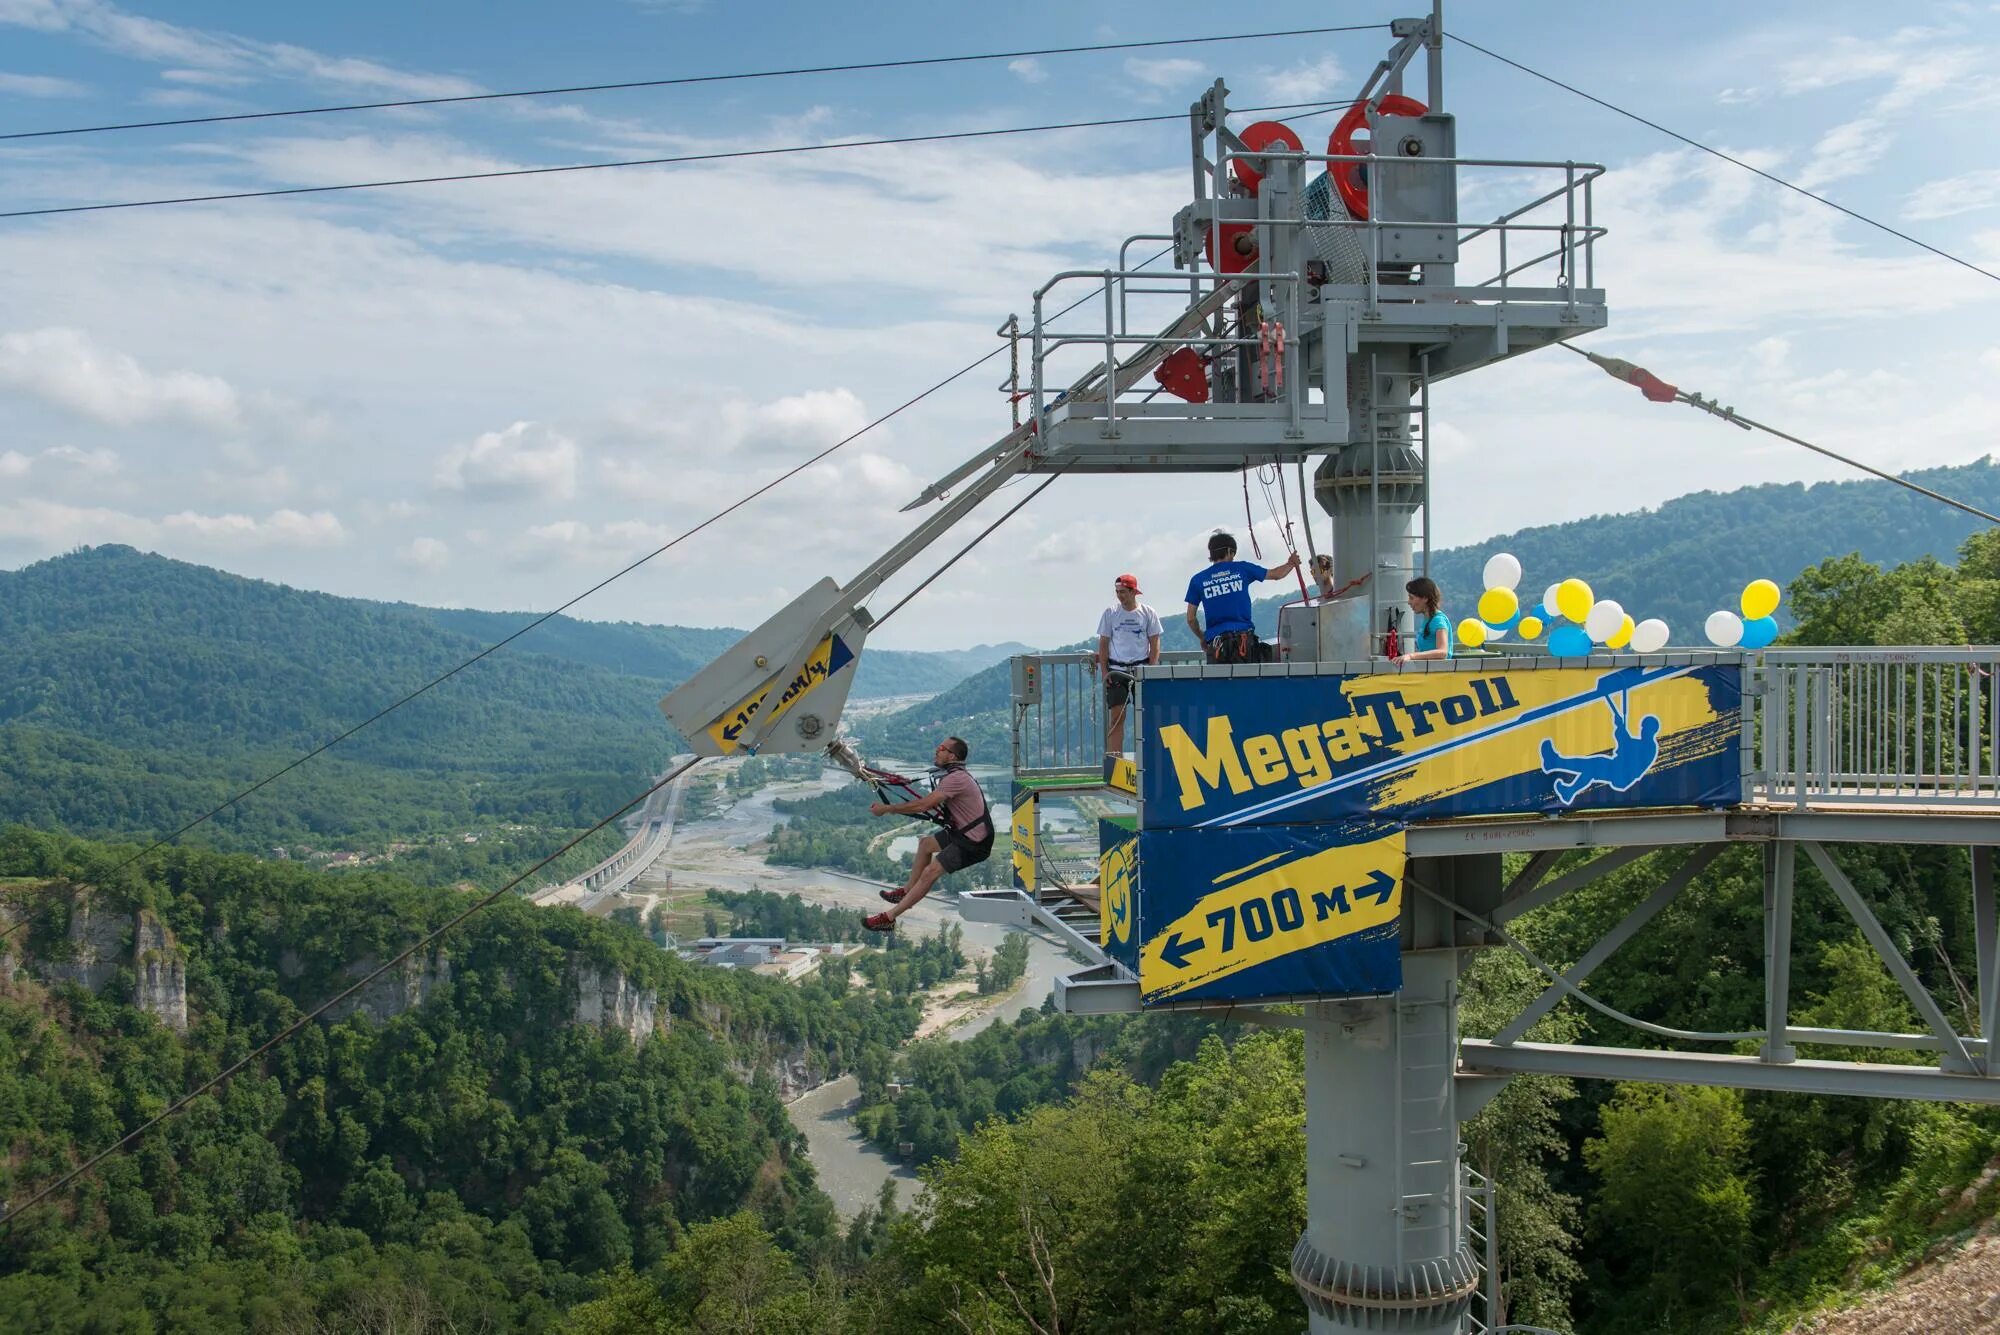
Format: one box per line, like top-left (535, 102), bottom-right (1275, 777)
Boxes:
top-left (1739, 615), bottom-right (1779, 649)
top-left (1548, 625), bottom-right (1593, 658)
top-left (1485, 610), bottom-right (1521, 633)
top-left (1531, 603), bottom-right (1552, 622)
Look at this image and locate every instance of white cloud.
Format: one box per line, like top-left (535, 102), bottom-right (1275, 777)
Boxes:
top-left (1007, 58), bottom-right (1047, 84)
top-left (0, 328), bottom-right (241, 430)
top-left (0, 443), bottom-right (120, 478)
top-left (202, 463), bottom-right (293, 504)
top-left (0, 499), bottom-right (344, 551)
top-left (1906, 169), bottom-right (2000, 219)
top-left (1795, 116), bottom-right (1888, 190)
top-left (1125, 56), bottom-right (1205, 91)
top-left (0, 70), bottom-right (85, 96)
top-left (512, 517), bottom-right (676, 566)
top-left (434, 421), bottom-right (579, 501)
top-left (0, 0), bottom-right (480, 98)
top-left (1253, 54), bottom-right (1344, 103)
top-left (397, 535), bottom-right (448, 571)
top-left (160, 507), bottom-right (345, 546)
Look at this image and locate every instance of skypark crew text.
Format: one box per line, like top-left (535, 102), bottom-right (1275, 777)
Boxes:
top-left (1159, 674), bottom-right (1522, 811)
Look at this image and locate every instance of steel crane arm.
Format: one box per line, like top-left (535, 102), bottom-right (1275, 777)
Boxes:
top-left (656, 428), bottom-right (1035, 757)
top-left (901, 276), bottom-right (1246, 513)
top-left (660, 275), bottom-right (1259, 758)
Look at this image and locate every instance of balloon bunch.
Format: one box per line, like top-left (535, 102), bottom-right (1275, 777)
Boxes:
top-left (1704, 579), bottom-right (1781, 649)
top-left (1456, 553), bottom-right (1523, 650)
top-left (1453, 552), bottom-right (1673, 658)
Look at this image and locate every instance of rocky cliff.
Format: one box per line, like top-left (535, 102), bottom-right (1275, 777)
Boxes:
top-left (9, 885), bottom-right (663, 1045)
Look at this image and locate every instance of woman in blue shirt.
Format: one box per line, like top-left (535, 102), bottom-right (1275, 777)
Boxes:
top-left (1393, 576), bottom-right (1452, 663)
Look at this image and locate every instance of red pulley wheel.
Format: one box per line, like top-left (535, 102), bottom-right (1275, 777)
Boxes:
top-left (1230, 119), bottom-right (1304, 196)
top-left (1328, 93), bottom-right (1427, 221)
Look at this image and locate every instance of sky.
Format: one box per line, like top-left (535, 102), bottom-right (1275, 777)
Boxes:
top-left (1, 0), bottom-right (1997, 651)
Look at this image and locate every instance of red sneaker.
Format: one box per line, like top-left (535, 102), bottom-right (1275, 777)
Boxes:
top-left (878, 888), bottom-right (906, 904)
top-left (863, 912), bottom-right (896, 932)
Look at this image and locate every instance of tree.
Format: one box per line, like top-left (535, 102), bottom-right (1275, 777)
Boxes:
top-left (1584, 1083), bottom-right (1755, 1326)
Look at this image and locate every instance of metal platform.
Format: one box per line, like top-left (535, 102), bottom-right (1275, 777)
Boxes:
top-left (990, 646), bottom-right (2000, 1106)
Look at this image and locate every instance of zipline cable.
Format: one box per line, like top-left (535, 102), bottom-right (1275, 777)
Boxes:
top-left (1563, 343), bottom-right (2000, 525)
top-left (0, 755), bottom-right (706, 1230)
top-left (0, 323), bottom-right (1092, 1223)
top-left (4, 247), bottom-right (1170, 923)
top-left (2, 25), bottom-right (1385, 142)
top-left (1448, 31), bottom-right (2000, 286)
top-left (0, 99), bottom-right (1347, 220)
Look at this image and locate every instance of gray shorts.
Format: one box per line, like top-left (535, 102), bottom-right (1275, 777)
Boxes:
top-left (936, 827), bottom-right (995, 872)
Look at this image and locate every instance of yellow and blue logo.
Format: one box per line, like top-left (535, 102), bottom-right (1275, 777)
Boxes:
top-left (705, 634), bottom-right (856, 753)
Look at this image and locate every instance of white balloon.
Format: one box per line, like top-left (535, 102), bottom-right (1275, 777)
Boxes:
top-left (1482, 552), bottom-right (1523, 592)
top-left (1542, 583), bottom-right (1563, 618)
top-left (1629, 618), bottom-right (1670, 654)
top-left (1705, 610), bottom-right (1744, 648)
top-left (1584, 598), bottom-right (1625, 643)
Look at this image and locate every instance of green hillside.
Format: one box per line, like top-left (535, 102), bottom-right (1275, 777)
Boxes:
top-left (1426, 458), bottom-right (2000, 634)
top-left (0, 829), bottom-right (936, 1328)
top-left (0, 547), bottom-right (1002, 866)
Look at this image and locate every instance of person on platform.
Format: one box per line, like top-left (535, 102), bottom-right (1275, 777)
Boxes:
top-left (1097, 573), bottom-right (1162, 753)
top-left (862, 737), bottom-right (993, 932)
top-left (1392, 576), bottom-right (1452, 664)
top-left (1185, 531), bottom-right (1299, 664)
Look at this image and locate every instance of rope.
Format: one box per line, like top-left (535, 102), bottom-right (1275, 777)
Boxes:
top-left (1562, 343), bottom-right (2000, 525)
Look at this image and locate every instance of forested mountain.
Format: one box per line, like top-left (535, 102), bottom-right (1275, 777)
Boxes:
top-left (0, 546), bottom-right (1008, 863)
top-left (863, 459), bottom-right (2000, 761)
top-left (1425, 457), bottom-right (2000, 636)
top-left (0, 829), bottom-right (934, 1328)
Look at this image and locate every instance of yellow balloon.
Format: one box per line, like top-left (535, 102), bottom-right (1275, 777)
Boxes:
top-left (1556, 577), bottom-right (1594, 624)
top-left (1457, 618), bottom-right (1488, 648)
top-left (1606, 614), bottom-right (1635, 650)
top-left (1518, 615), bottom-right (1544, 639)
top-left (1741, 578), bottom-right (1781, 621)
top-left (1477, 586), bottom-right (1519, 624)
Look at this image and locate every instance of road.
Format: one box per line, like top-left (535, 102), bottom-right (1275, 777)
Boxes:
top-left (529, 757), bottom-right (695, 910)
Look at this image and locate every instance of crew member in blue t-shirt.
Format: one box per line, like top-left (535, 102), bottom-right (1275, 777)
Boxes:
top-left (1392, 576), bottom-right (1453, 664)
top-left (1184, 531), bottom-right (1299, 664)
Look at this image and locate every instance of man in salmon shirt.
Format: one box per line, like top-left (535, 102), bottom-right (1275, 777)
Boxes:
top-left (862, 736), bottom-right (993, 932)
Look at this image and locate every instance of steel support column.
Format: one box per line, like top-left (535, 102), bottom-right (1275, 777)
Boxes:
top-left (1977, 846), bottom-right (1999, 1072)
top-left (1761, 841), bottom-right (1797, 1063)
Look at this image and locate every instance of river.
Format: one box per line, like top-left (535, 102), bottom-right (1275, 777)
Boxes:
top-left (663, 762), bottom-right (1074, 1218)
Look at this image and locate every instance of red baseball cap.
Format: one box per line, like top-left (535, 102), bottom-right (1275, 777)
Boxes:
top-left (1115, 573), bottom-right (1142, 592)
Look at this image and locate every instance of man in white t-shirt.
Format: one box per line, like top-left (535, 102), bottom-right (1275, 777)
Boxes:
top-left (1096, 573), bottom-right (1162, 754)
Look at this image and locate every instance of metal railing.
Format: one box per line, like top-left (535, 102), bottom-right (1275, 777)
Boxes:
top-left (1011, 651), bottom-right (1202, 774)
top-left (1007, 648), bottom-right (2000, 813)
top-left (1761, 648), bottom-right (2000, 807)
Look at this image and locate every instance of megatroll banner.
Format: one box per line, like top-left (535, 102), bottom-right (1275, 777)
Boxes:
top-left (1127, 664), bottom-right (1742, 1005)
top-left (1136, 820), bottom-right (1405, 1003)
top-left (1140, 664), bottom-right (1743, 830)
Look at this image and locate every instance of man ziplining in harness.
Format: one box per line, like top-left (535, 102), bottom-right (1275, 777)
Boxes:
top-left (853, 736), bottom-right (994, 932)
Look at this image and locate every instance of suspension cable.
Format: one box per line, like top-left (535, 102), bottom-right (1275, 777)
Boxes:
top-left (3, 26), bottom-right (1386, 143)
top-left (0, 98), bottom-right (1347, 220)
top-left (1564, 343), bottom-right (2000, 525)
top-left (1448, 31), bottom-right (2000, 286)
